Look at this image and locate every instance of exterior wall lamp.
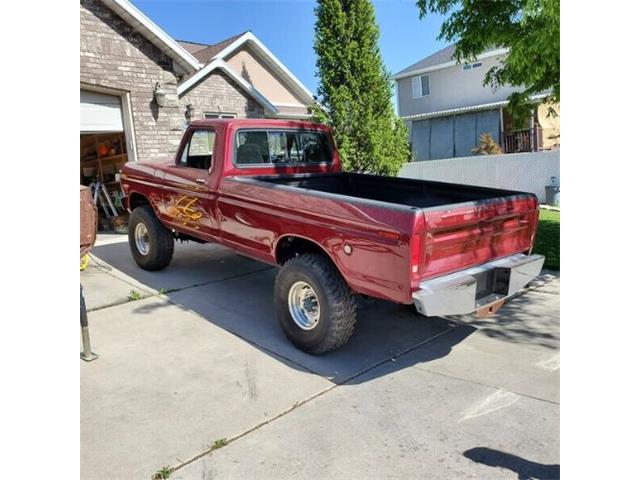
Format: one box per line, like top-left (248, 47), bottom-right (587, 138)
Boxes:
top-left (185, 104), bottom-right (195, 122)
top-left (153, 81), bottom-right (167, 107)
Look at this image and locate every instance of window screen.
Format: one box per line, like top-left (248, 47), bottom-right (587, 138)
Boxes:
top-left (236, 130), bottom-right (331, 165)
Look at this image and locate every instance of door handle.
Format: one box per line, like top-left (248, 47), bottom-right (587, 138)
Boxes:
top-left (195, 178), bottom-right (206, 184)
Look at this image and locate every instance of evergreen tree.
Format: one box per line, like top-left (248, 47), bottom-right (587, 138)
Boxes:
top-left (313, 0), bottom-right (409, 175)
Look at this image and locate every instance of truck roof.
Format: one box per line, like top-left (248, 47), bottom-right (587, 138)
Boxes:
top-left (188, 118), bottom-right (331, 131)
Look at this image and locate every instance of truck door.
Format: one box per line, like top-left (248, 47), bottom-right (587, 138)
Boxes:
top-left (161, 127), bottom-right (219, 240)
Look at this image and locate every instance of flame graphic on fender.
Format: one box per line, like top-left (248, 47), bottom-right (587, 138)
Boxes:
top-left (168, 195), bottom-right (203, 229)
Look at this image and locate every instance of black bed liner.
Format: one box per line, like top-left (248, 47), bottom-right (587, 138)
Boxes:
top-left (256, 172), bottom-right (527, 209)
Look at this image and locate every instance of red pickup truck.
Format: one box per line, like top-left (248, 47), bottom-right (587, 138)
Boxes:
top-left (121, 119), bottom-right (544, 354)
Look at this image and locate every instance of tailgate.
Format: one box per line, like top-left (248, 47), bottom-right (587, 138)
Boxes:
top-left (418, 194), bottom-right (539, 280)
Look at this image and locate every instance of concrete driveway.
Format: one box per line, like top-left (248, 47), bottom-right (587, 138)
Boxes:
top-left (81, 236), bottom-right (559, 480)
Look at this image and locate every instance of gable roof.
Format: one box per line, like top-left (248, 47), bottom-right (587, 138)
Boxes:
top-left (188, 32), bottom-right (248, 63)
top-left (393, 44), bottom-right (509, 80)
top-left (181, 58), bottom-right (279, 115)
top-left (97, 2), bottom-right (312, 118)
top-left (395, 44), bottom-right (457, 78)
top-left (101, 0), bottom-right (202, 73)
top-left (177, 31), bottom-right (314, 105)
top-left (176, 39), bottom-right (210, 55)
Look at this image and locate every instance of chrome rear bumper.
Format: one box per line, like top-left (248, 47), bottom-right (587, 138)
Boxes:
top-left (412, 253), bottom-right (545, 317)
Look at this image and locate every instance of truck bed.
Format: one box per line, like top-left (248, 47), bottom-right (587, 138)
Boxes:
top-left (233, 172), bottom-right (539, 295)
top-left (255, 172), bottom-right (527, 209)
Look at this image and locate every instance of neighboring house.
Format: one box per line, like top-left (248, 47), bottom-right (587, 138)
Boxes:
top-left (394, 45), bottom-right (560, 161)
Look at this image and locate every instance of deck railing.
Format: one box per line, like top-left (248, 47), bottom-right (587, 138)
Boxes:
top-left (501, 126), bottom-right (542, 154)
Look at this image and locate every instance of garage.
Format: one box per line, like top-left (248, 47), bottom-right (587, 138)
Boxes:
top-left (80, 89), bottom-right (131, 231)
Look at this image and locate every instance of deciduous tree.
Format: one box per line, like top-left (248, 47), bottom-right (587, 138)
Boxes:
top-left (416, 0), bottom-right (560, 121)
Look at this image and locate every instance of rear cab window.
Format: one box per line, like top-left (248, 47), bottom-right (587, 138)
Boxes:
top-left (234, 129), bottom-right (331, 166)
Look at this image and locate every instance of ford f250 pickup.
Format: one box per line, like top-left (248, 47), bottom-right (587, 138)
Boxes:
top-left (120, 119), bottom-right (544, 354)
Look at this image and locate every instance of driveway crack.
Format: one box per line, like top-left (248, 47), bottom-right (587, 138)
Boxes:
top-left (164, 323), bottom-right (459, 478)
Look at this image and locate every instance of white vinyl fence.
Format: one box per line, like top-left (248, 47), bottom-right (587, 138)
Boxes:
top-left (398, 149), bottom-right (560, 201)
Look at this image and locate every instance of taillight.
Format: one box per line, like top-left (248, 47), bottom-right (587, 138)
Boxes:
top-left (410, 233), bottom-right (422, 277)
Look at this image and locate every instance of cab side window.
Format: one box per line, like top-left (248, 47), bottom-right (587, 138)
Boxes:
top-left (179, 129), bottom-right (215, 170)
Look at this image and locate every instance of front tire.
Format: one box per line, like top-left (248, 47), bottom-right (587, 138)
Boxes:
top-left (274, 253), bottom-right (357, 354)
top-left (128, 206), bottom-right (174, 270)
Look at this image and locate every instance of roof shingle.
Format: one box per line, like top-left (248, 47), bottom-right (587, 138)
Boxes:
top-left (176, 40), bottom-right (210, 55)
top-left (196, 32), bottom-right (248, 63)
top-left (176, 32), bottom-right (249, 64)
top-left (394, 44), bottom-right (457, 77)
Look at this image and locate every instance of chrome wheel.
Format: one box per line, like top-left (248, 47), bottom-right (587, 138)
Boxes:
top-left (288, 281), bottom-right (321, 330)
top-left (134, 222), bottom-right (150, 256)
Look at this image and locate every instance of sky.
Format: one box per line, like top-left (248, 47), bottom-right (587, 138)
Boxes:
top-left (134, 0), bottom-right (449, 95)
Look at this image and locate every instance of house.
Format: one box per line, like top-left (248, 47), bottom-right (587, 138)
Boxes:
top-left (81, 0), bottom-right (199, 166)
top-left (176, 32), bottom-right (314, 121)
top-left (393, 45), bottom-right (560, 161)
top-left (80, 0), bottom-right (314, 228)
top-left (80, 0), bottom-right (313, 165)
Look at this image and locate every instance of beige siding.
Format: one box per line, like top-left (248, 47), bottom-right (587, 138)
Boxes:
top-left (80, 0), bottom-right (185, 162)
top-left (537, 103), bottom-right (560, 149)
top-left (225, 46), bottom-right (308, 108)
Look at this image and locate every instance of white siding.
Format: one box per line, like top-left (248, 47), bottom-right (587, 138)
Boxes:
top-left (397, 54), bottom-right (523, 118)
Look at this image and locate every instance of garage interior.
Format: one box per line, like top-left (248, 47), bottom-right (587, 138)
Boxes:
top-left (80, 90), bottom-right (130, 232)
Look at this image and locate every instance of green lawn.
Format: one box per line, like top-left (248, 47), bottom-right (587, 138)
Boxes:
top-left (533, 209), bottom-right (560, 271)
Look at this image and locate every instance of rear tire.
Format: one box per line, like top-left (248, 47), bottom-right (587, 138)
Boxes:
top-left (274, 253), bottom-right (357, 354)
top-left (128, 206), bottom-right (174, 270)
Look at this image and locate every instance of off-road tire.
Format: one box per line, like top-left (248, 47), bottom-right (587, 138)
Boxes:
top-left (128, 205), bottom-right (174, 271)
top-left (274, 253), bottom-right (357, 354)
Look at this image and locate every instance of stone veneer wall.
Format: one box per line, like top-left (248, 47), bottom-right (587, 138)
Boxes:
top-left (179, 70), bottom-right (265, 120)
top-left (80, 0), bottom-right (185, 162)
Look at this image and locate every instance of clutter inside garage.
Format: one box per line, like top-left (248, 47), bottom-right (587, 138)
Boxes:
top-left (80, 132), bottom-right (129, 232)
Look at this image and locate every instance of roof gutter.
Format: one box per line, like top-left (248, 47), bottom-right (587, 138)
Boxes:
top-left (102, 0), bottom-right (202, 72)
top-left (400, 94), bottom-right (548, 121)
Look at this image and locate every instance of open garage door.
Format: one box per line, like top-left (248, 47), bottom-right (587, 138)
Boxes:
top-left (80, 90), bottom-right (124, 133)
top-left (80, 89), bottom-right (130, 231)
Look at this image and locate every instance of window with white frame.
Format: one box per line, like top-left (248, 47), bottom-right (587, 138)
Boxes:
top-left (411, 74), bottom-right (430, 98)
top-left (204, 112), bottom-right (237, 119)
